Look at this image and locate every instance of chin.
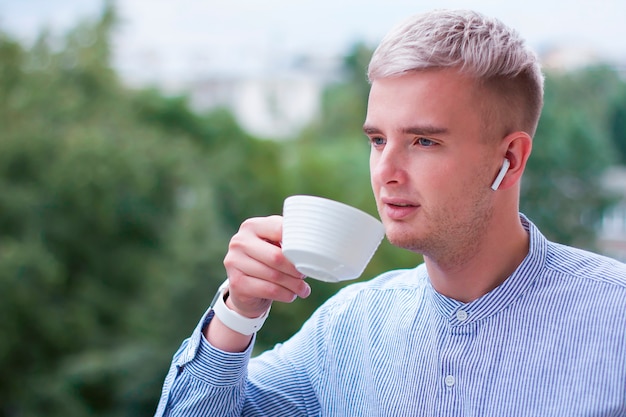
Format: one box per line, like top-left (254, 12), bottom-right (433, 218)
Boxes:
top-left (385, 230), bottom-right (424, 253)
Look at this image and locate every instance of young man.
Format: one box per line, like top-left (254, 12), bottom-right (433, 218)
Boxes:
top-left (155, 9), bottom-right (626, 416)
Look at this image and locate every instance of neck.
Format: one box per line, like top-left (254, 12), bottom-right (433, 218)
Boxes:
top-left (424, 212), bottom-right (529, 303)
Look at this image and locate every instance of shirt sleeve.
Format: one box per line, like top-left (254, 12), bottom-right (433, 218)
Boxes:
top-left (154, 305), bottom-right (324, 417)
top-left (153, 308), bottom-right (253, 417)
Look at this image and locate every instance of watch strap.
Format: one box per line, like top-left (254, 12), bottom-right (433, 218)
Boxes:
top-left (211, 280), bottom-right (270, 336)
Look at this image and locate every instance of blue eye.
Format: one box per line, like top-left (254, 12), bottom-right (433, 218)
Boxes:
top-left (416, 137), bottom-right (437, 147)
top-left (369, 137), bottom-right (386, 147)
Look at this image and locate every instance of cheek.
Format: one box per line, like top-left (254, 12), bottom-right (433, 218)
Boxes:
top-left (369, 153), bottom-right (380, 188)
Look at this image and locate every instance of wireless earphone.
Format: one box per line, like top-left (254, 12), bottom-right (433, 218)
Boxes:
top-left (490, 158), bottom-right (510, 191)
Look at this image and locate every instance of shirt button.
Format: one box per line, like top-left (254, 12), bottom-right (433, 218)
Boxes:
top-left (444, 375), bottom-right (455, 387)
top-left (456, 310), bottom-right (468, 321)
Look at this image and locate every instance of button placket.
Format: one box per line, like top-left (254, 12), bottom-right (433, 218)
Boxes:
top-left (441, 310), bottom-right (474, 391)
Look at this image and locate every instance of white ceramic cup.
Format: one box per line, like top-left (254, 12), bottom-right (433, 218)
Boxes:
top-left (282, 195), bottom-right (385, 282)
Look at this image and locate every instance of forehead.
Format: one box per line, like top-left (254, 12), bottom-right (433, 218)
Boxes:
top-left (364, 70), bottom-right (486, 136)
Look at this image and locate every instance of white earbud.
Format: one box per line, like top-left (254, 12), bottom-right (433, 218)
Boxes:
top-left (490, 158), bottom-right (510, 191)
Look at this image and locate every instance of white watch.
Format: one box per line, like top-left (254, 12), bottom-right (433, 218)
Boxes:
top-left (210, 280), bottom-right (271, 336)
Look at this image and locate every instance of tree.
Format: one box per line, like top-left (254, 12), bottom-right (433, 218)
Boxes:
top-left (0, 5), bottom-right (220, 415)
top-left (521, 67), bottom-right (620, 248)
top-left (609, 82), bottom-right (626, 164)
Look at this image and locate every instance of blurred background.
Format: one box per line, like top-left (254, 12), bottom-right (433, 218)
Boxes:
top-left (1, 0), bottom-right (626, 415)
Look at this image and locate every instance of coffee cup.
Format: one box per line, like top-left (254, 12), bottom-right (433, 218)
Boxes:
top-left (282, 195), bottom-right (385, 282)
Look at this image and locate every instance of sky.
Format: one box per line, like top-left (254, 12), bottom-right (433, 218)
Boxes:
top-left (1, 0), bottom-right (625, 87)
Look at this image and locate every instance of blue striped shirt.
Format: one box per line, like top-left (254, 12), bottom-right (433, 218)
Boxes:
top-left (155, 216), bottom-right (626, 416)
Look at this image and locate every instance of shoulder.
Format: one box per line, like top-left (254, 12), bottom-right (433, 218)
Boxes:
top-left (318, 264), bottom-right (429, 318)
top-left (545, 241), bottom-right (626, 289)
top-left (340, 264), bottom-right (427, 296)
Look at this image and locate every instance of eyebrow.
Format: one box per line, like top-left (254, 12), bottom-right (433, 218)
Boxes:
top-left (362, 125), bottom-right (449, 136)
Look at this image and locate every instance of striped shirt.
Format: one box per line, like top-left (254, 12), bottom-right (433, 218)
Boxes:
top-left (155, 216), bottom-right (626, 416)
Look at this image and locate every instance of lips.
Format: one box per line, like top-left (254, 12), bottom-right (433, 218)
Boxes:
top-left (381, 197), bottom-right (419, 220)
top-left (382, 197), bottom-right (418, 207)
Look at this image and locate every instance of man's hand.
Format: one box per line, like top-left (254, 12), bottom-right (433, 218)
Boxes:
top-left (205, 215), bottom-right (311, 352)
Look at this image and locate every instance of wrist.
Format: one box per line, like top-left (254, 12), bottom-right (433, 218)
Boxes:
top-left (211, 280), bottom-right (271, 336)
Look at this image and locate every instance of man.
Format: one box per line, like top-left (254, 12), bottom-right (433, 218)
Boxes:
top-left (155, 9), bottom-right (626, 416)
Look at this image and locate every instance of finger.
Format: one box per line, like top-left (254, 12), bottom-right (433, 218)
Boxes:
top-left (226, 271), bottom-right (311, 318)
top-left (225, 234), bottom-right (300, 278)
top-left (229, 217), bottom-right (303, 279)
top-left (226, 254), bottom-right (311, 300)
top-left (239, 215), bottom-right (284, 247)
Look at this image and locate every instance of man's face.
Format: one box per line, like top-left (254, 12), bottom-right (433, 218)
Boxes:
top-left (364, 69), bottom-right (501, 260)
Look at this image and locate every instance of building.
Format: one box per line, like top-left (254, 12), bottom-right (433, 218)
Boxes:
top-left (186, 54), bottom-right (343, 140)
top-left (189, 73), bottom-right (324, 139)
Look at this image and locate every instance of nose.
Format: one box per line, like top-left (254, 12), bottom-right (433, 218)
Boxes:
top-left (370, 142), bottom-right (406, 186)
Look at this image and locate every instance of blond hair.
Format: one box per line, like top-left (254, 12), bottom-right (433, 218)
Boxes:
top-left (368, 9), bottom-right (544, 137)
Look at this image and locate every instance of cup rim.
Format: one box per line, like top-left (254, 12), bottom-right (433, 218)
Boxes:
top-left (284, 194), bottom-right (381, 224)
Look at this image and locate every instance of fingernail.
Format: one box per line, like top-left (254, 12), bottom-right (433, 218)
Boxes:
top-left (303, 282), bottom-right (311, 298)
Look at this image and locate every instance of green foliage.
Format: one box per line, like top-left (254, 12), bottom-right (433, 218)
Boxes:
top-left (609, 82), bottom-right (626, 164)
top-left (0, 6), bottom-right (243, 416)
top-left (0, 134), bottom-right (184, 416)
top-left (521, 67), bottom-right (620, 247)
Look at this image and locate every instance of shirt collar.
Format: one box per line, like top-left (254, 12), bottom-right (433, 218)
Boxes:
top-left (427, 214), bottom-right (548, 325)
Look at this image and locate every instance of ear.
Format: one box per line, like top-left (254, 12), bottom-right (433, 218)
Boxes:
top-left (497, 131), bottom-right (532, 190)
